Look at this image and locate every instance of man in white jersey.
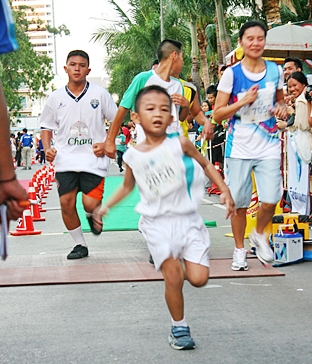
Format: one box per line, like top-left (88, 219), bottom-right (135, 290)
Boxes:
top-left (214, 20), bottom-right (287, 271)
top-left (104, 39), bottom-right (192, 156)
top-left (40, 50), bottom-right (117, 259)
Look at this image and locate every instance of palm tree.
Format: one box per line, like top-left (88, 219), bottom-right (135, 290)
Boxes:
top-left (91, 0), bottom-right (190, 101)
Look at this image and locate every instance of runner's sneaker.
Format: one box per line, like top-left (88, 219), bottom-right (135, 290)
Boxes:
top-left (249, 230), bottom-right (274, 264)
top-left (231, 248), bottom-right (248, 271)
top-left (168, 326), bottom-right (195, 350)
top-left (67, 245), bottom-right (88, 260)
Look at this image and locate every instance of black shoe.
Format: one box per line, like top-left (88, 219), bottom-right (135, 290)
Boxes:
top-left (67, 245), bottom-right (89, 259)
top-left (119, 167), bottom-right (123, 172)
top-left (87, 214), bottom-right (102, 235)
top-left (149, 254), bottom-right (154, 265)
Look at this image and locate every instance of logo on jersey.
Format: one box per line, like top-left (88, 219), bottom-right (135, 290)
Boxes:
top-left (57, 102), bottom-right (66, 109)
top-left (67, 121), bottom-right (92, 146)
top-left (90, 99), bottom-right (99, 109)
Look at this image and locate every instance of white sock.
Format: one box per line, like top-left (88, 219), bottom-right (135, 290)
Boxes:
top-left (171, 317), bottom-right (188, 327)
top-left (68, 226), bottom-right (87, 247)
top-left (235, 247), bottom-right (245, 252)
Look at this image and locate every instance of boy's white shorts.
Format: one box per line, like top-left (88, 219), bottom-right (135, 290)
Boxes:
top-left (139, 212), bottom-right (210, 271)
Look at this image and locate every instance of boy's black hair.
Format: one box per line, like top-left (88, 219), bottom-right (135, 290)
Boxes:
top-left (239, 20), bottom-right (267, 39)
top-left (206, 85), bottom-right (218, 97)
top-left (284, 57), bottom-right (303, 71)
top-left (157, 39), bottom-right (182, 62)
top-left (134, 85), bottom-right (172, 112)
top-left (23, 128), bottom-right (27, 133)
top-left (220, 65), bottom-right (227, 73)
top-left (66, 50), bottom-right (90, 66)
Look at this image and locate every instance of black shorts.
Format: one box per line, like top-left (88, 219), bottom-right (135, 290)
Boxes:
top-left (55, 171), bottom-right (104, 200)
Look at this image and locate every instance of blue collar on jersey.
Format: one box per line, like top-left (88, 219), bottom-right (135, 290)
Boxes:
top-left (65, 81), bottom-right (90, 102)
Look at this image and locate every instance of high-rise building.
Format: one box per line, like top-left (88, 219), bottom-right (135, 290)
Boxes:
top-left (12, 0), bottom-right (56, 73)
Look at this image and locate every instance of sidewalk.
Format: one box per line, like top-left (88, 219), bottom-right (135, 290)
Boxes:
top-left (1, 161), bottom-right (312, 363)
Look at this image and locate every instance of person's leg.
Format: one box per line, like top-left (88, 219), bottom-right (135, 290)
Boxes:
top-left (26, 147), bottom-right (31, 168)
top-left (225, 158), bottom-right (253, 270)
top-left (21, 147), bottom-right (26, 169)
top-left (59, 188), bottom-right (80, 230)
top-left (184, 260), bottom-right (209, 287)
top-left (231, 208), bottom-right (248, 249)
top-left (60, 188), bottom-right (89, 259)
top-left (161, 257), bottom-right (185, 322)
top-left (249, 159), bottom-right (281, 264)
top-left (81, 174), bottom-right (105, 235)
top-left (116, 150), bottom-right (121, 168)
top-left (162, 257), bottom-right (196, 350)
top-left (56, 172), bottom-right (88, 259)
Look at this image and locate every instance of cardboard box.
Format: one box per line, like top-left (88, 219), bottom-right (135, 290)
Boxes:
top-left (274, 232), bottom-right (303, 263)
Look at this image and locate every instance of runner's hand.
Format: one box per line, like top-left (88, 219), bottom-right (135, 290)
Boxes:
top-left (103, 139), bottom-right (116, 159)
top-left (93, 142), bottom-right (105, 157)
top-left (45, 147), bottom-right (57, 163)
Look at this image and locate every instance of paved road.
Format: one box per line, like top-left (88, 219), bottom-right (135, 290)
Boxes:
top-left (1, 162), bottom-right (312, 364)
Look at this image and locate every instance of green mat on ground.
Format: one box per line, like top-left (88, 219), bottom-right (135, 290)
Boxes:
top-left (77, 176), bottom-right (216, 232)
top-left (78, 176), bottom-right (140, 232)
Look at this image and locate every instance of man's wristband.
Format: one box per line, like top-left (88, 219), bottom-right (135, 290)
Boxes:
top-left (0, 174), bottom-right (16, 183)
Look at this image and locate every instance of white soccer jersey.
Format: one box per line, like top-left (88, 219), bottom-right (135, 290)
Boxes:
top-left (39, 82), bottom-right (117, 176)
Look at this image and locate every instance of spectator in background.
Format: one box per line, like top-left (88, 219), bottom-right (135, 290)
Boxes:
top-left (206, 85), bottom-right (218, 110)
top-left (121, 122), bottom-right (131, 148)
top-left (286, 71), bottom-right (312, 215)
top-left (38, 137), bottom-right (45, 164)
top-left (115, 127), bottom-right (126, 172)
top-left (283, 57), bottom-right (302, 83)
top-left (10, 133), bottom-right (16, 163)
top-left (15, 131), bottom-right (22, 167)
top-left (19, 128), bottom-right (33, 170)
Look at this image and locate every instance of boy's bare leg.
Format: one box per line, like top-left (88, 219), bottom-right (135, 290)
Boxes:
top-left (82, 193), bottom-right (102, 215)
top-left (161, 257), bottom-right (185, 321)
top-left (59, 189), bottom-right (80, 230)
top-left (184, 260), bottom-right (209, 287)
top-left (231, 208), bottom-right (247, 249)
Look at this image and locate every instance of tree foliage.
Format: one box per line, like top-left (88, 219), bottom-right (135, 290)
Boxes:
top-left (92, 0), bottom-right (191, 102)
top-left (0, 5), bottom-right (55, 117)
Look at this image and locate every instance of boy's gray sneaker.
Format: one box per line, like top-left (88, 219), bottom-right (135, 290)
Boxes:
top-left (168, 326), bottom-right (195, 350)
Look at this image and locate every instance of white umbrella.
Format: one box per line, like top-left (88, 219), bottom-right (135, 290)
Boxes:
top-left (263, 22), bottom-right (312, 59)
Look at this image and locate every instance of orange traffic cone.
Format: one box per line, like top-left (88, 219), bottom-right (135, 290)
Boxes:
top-left (207, 162), bottom-right (221, 195)
top-left (48, 163), bottom-right (56, 182)
top-left (10, 209), bottom-right (42, 236)
top-left (27, 182), bottom-right (45, 221)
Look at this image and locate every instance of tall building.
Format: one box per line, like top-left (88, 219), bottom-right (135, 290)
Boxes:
top-left (12, 0), bottom-right (56, 73)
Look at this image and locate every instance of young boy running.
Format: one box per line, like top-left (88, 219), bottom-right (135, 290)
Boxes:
top-left (94, 85), bottom-right (235, 350)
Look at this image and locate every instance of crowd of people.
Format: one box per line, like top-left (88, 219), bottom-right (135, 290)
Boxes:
top-left (9, 129), bottom-right (47, 169)
top-left (2, 0), bottom-right (312, 352)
